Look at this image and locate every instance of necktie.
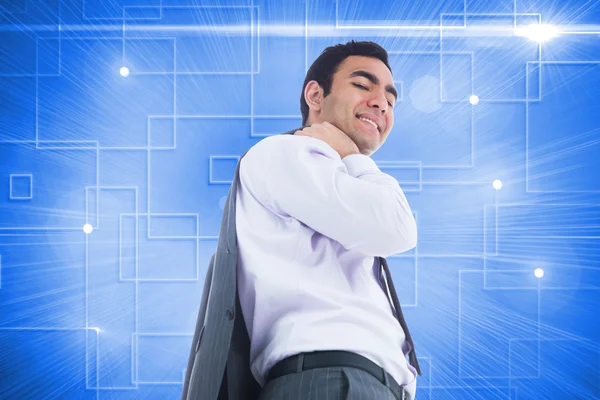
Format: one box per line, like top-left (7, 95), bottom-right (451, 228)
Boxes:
top-left (378, 257), bottom-right (422, 376)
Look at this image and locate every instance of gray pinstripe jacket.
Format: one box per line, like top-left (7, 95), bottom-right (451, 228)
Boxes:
top-left (181, 128), bottom-right (420, 400)
top-left (181, 130), bottom-right (299, 400)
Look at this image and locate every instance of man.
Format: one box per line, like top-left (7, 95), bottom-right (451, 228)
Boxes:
top-left (182, 40), bottom-right (421, 400)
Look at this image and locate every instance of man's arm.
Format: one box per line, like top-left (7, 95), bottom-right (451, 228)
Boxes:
top-left (240, 134), bottom-right (417, 258)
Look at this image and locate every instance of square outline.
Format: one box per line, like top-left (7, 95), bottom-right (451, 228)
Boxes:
top-left (9, 173), bottom-right (33, 200)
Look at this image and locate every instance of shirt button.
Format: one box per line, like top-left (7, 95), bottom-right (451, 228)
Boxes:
top-left (226, 309), bottom-right (235, 320)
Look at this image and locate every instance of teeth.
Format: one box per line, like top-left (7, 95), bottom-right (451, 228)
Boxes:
top-left (359, 117), bottom-right (378, 130)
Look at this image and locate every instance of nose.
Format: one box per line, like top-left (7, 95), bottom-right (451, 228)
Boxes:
top-left (367, 91), bottom-right (389, 114)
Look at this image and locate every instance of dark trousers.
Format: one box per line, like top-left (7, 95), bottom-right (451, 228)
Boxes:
top-left (259, 366), bottom-right (404, 400)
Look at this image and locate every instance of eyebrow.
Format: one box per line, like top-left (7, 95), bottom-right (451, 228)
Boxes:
top-left (349, 70), bottom-right (398, 102)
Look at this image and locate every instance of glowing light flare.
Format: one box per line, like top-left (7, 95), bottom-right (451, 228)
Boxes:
top-left (534, 268), bottom-right (544, 278)
top-left (515, 24), bottom-right (559, 42)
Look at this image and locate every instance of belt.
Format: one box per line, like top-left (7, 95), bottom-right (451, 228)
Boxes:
top-left (265, 350), bottom-right (411, 400)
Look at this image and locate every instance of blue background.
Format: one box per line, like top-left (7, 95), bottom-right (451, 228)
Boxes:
top-left (1, 0), bottom-right (599, 399)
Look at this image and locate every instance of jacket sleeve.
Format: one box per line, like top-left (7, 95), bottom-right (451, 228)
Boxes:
top-left (239, 135), bottom-right (417, 257)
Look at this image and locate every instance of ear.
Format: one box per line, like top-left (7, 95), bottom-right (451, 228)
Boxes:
top-left (304, 80), bottom-right (324, 114)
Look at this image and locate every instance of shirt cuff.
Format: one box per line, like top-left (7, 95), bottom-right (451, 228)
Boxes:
top-left (342, 153), bottom-right (381, 177)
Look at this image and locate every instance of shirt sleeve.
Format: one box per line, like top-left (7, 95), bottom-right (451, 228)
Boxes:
top-left (239, 134), bottom-right (417, 257)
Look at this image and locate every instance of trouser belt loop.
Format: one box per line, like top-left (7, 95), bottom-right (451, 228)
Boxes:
top-left (295, 353), bottom-right (305, 373)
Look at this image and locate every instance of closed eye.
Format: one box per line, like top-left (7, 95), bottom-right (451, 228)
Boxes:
top-left (353, 83), bottom-right (394, 108)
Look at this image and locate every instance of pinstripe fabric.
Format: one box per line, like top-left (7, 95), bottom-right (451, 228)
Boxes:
top-left (257, 367), bottom-right (400, 400)
top-left (181, 136), bottom-right (262, 400)
top-left (181, 128), bottom-right (419, 400)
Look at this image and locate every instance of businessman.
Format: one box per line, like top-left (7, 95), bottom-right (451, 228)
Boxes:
top-left (182, 40), bottom-right (421, 400)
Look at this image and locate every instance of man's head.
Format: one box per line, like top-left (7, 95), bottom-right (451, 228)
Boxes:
top-left (300, 41), bottom-right (396, 156)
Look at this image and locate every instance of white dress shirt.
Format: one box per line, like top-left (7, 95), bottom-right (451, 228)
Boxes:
top-left (235, 133), bottom-right (418, 398)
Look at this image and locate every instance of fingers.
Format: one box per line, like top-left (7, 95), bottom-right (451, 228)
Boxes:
top-left (322, 121), bottom-right (344, 134)
top-left (295, 121), bottom-right (340, 136)
top-left (296, 125), bottom-right (319, 135)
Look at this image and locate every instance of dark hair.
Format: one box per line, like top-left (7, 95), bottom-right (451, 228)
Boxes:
top-left (300, 40), bottom-right (392, 126)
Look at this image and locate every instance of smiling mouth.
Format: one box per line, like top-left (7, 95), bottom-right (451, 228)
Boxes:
top-left (356, 116), bottom-right (380, 133)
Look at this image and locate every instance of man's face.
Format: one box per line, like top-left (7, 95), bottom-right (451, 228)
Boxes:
top-left (310, 55), bottom-right (397, 156)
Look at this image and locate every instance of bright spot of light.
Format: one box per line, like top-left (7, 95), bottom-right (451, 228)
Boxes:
top-left (515, 24), bottom-right (559, 42)
top-left (93, 327), bottom-right (101, 333)
top-left (534, 268), bottom-right (544, 278)
top-left (83, 223), bottom-right (93, 234)
top-left (469, 95), bottom-right (479, 105)
top-left (493, 179), bottom-right (503, 190)
top-left (119, 66), bottom-right (130, 77)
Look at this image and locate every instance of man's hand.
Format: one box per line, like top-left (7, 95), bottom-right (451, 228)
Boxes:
top-left (294, 122), bottom-right (360, 159)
